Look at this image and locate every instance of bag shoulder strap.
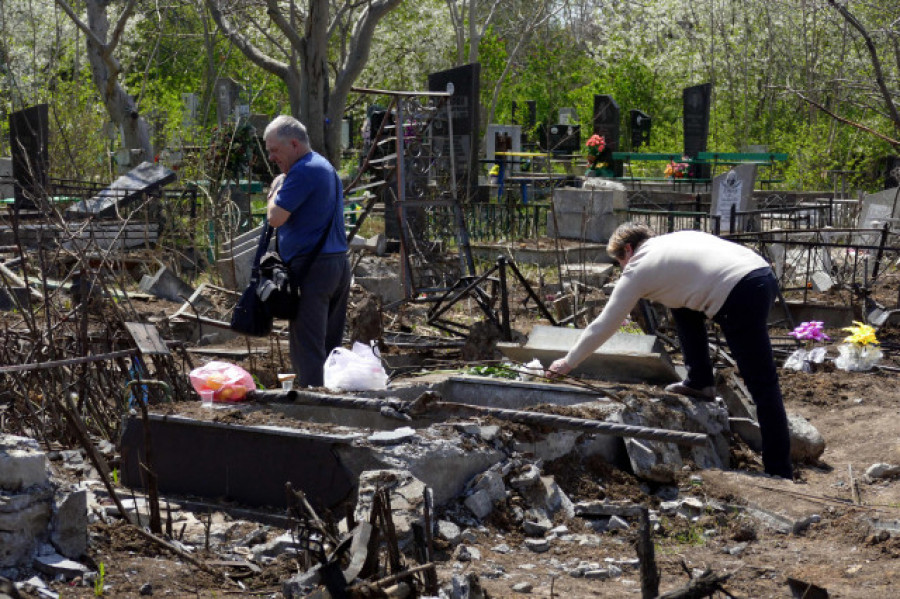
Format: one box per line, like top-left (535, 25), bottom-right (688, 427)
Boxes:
top-left (250, 223), bottom-right (275, 282)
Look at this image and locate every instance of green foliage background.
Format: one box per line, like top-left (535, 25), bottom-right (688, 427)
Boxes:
top-left (1, 0), bottom-right (898, 191)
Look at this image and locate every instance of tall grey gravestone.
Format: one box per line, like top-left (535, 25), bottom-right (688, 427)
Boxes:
top-left (593, 95), bottom-right (621, 176)
top-left (428, 63), bottom-right (481, 200)
top-left (629, 110), bottom-right (651, 150)
top-left (214, 78), bottom-right (244, 127)
top-left (10, 104), bottom-right (49, 210)
top-left (683, 83), bottom-right (711, 179)
top-left (710, 164), bottom-right (757, 234)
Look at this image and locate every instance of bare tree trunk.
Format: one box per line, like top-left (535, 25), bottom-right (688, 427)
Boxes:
top-left (55, 0), bottom-right (153, 167)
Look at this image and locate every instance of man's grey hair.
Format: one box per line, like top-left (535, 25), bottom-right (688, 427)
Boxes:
top-left (264, 115), bottom-right (309, 147)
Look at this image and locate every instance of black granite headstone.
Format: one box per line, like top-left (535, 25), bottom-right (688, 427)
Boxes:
top-left (548, 124), bottom-right (581, 155)
top-left (683, 83), bottom-right (711, 178)
top-left (10, 104), bottom-right (49, 210)
top-left (428, 63), bottom-right (481, 199)
top-left (592, 95), bottom-right (621, 176)
top-left (629, 110), bottom-right (651, 150)
top-left (884, 155), bottom-right (900, 189)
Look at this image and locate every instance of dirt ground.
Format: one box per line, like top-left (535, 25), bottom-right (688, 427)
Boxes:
top-left (23, 338), bottom-right (899, 598)
top-left (7, 261), bottom-right (900, 598)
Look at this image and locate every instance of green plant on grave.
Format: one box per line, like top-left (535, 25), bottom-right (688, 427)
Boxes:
top-left (94, 562), bottom-right (105, 596)
top-left (111, 469), bottom-right (119, 486)
top-left (465, 365), bottom-right (519, 379)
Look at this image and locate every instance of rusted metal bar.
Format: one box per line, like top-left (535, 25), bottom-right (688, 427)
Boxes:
top-left (0, 348), bottom-right (138, 374)
top-left (426, 400), bottom-right (709, 447)
top-left (248, 389), bottom-right (709, 447)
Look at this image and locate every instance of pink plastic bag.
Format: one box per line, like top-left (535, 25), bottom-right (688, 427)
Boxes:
top-left (189, 361), bottom-right (255, 402)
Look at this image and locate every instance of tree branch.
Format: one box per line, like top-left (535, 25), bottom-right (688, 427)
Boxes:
top-left (793, 89), bottom-right (900, 148)
top-left (53, 0), bottom-right (105, 48)
top-left (108, 0), bottom-right (138, 53)
top-left (827, 0), bottom-right (900, 132)
top-left (265, 0), bottom-right (305, 50)
top-left (205, 0), bottom-right (290, 78)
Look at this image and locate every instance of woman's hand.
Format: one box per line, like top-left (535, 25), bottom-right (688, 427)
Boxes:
top-left (546, 358), bottom-right (572, 379)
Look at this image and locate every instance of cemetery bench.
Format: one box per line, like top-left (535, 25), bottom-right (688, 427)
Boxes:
top-left (611, 152), bottom-right (711, 191)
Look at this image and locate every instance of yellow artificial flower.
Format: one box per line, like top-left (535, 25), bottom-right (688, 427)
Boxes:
top-left (842, 321), bottom-right (879, 347)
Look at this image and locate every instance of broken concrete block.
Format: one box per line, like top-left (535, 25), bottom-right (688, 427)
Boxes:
top-left (349, 233), bottom-right (387, 256)
top-left (453, 544), bottom-right (481, 562)
top-left (139, 266), bottom-right (195, 303)
top-left (615, 397), bottom-right (729, 483)
top-left (522, 508), bottom-right (552, 537)
top-left (51, 487), bottom-right (87, 559)
top-left (354, 469), bottom-right (426, 547)
top-left (368, 427), bottom-right (416, 445)
top-left (519, 477), bottom-right (574, 519)
top-left (471, 469), bottom-right (507, 504)
top-left (0, 491), bottom-right (53, 567)
top-left (251, 532), bottom-right (297, 561)
top-left (0, 434), bottom-right (48, 491)
top-left (33, 550), bottom-right (90, 579)
top-left (437, 520), bottom-right (462, 545)
top-left (788, 413), bottom-right (825, 463)
top-left (524, 538), bottom-right (550, 553)
top-left (865, 463), bottom-right (900, 482)
top-left (509, 464), bottom-right (541, 491)
top-left (353, 436), bottom-right (504, 506)
top-left (464, 489), bottom-right (494, 520)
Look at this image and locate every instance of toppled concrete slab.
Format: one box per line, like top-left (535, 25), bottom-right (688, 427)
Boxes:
top-left (498, 325), bottom-right (678, 384)
top-left (139, 265), bottom-right (196, 303)
top-left (65, 162), bottom-right (176, 218)
top-left (438, 375), bottom-right (608, 409)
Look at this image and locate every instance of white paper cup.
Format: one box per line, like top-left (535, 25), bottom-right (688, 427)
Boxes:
top-left (200, 389), bottom-right (214, 407)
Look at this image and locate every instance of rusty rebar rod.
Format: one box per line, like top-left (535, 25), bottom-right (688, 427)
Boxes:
top-left (247, 389), bottom-right (708, 447)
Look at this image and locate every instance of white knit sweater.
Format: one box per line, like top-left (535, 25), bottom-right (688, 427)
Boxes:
top-left (565, 230), bottom-right (770, 368)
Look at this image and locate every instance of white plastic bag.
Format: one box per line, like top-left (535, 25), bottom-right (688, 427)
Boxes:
top-left (516, 358), bottom-right (544, 381)
top-left (323, 341), bottom-right (388, 392)
top-left (834, 343), bottom-right (882, 372)
top-left (783, 347), bottom-right (827, 372)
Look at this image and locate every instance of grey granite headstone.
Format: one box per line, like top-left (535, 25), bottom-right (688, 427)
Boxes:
top-left (858, 187), bottom-right (900, 230)
top-left (215, 77), bottom-right (244, 126)
top-left (711, 164), bottom-right (757, 233)
top-left (65, 162), bottom-right (176, 218)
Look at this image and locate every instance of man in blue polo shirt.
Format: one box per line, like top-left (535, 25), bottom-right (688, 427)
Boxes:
top-left (264, 115), bottom-right (350, 387)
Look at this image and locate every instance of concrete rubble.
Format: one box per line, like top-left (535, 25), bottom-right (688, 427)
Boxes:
top-left (0, 434), bottom-right (88, 572)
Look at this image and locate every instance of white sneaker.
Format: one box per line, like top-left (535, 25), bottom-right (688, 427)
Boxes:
top-left (664, 381), bottom-right (716, 400)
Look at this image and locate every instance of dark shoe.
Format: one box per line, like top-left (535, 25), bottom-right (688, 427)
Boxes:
top-left (664, 381), bottom-right (716, 400)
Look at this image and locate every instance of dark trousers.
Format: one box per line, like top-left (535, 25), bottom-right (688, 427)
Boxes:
top-left (289, 253), bottom-right (351, 387)
top-left (670, 268), bottom-right (792, 478)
